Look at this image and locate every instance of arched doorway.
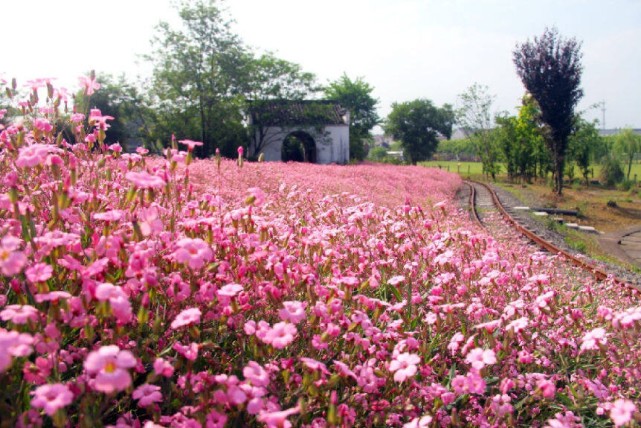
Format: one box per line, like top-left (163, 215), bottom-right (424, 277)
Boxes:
top-left (281, 131), bottom-right (317, 163)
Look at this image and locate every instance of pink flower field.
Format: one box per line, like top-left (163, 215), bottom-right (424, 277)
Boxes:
top-left (0, 79), bottom-right (640, 427)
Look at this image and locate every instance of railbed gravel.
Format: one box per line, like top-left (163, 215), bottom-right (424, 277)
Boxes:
top-left (455, 182), bottom-right (641, 291)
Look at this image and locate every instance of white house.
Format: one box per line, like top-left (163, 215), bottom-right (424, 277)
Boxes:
top-left (247, 100), bottom-right (350, 164)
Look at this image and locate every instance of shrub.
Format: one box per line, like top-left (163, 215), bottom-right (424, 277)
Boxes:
top-left (600, 157), bottom-right (625, 187)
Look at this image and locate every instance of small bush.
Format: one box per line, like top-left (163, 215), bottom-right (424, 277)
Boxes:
top-left (599, 157), bottom-right (625, 187)
top-left (617, 179), bottom-right (635, 191)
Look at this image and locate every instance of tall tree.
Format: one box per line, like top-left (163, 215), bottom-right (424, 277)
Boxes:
top-left (324, 74), bottom-right (380, 161)
top-left (385, 99), bottom-right (454, 165)
top-left (614, 128), bottom-right (641, 180)
top-left (455, 83), bottom-right (499, 180)
top-left (494, 95), bottom-right (548, 183)
top-left (242, 52), bottom-right (320, 158)
top-left (146, 0), bottom-right (249, 158)
top-left (513, 27), bottom-right (584, 195)
top-left (568, 118), bottom-right (600, 185)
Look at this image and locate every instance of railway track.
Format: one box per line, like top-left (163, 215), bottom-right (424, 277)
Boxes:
top-left (464, 180), bottom-right (639, 292)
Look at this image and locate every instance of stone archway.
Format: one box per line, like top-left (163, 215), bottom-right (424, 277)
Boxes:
top-left (281, 131), bottom-right (317, 163)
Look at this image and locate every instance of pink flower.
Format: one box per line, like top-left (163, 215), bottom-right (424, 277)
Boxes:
top-left (125, 171), bottom-right (166, 189)
top-left (466, 371), bottom-right (487, 394)
top-left (403, 415), bottom-right (432, 428)
top-left (263, 322), bottom-right (297, 349)
top-left (243, 361), bottom-right (270, 387)
top-left (0, 235), bottom-right (27, 275)
top-left (506, 317), bottom-right (529, 333)
top-left (173, 342), bottom-right (199, 361)
top-left (580, 327), bottom-right (608, 351)
top-left (179, 139), bottom-right (204, 151)
top-left (389, 352), bottom-right (420, 383)
top-left (247, 187), bottom-right (266, 206)
top-left (93, 210), bottom-right (124, 222)
top-left (84, 345), bottom-right (137, 393)
top-left (70, 113), bottom-right (85, 123)
top-left (30, 383), bottom-right (74, 416)
top-left (34, 291), bottom-right (72, 303)
top-left (34, 118), bottom-right (53, 133)
top-left (78, 74), bottom-right (101, 95)
top-left (25, 263), bottom-right (53, 283)
top-left (172, 238), bottom-right (213, 270)
top-left (536, 379), bottom-right (556, 399)
top-left (611, 399), bottom-right (636, 427)
top-left (388, 275), bottom-right (405, 285)
top-left (278, 301), bottom-right (307, 324)
top-left (137, 205), bottom-right (163, 237)
top-left (237, 146), bottom-right (244, 156)
top-left (133, 383), bottom-right (163, 407)
top-left (171, 308), bottom-right (201, 329)
top-left (153, 358), bottom-right (175, 378)
top-left (1, 305), bottom-right (39, 324)
top-left (465, 348), bottom-right (496, 370)
top-left (15, 144), bottom-right (52, 168)
top-left (0, 329), bottom-right (34, 372)
top-left (95, 283), bottom-right (132, 323)
top-left (257, 405), bottom-right (300, 428)
top-left (217, 283), bottom-right (244, 298)
top-left (206, 410), bottom-right (228, 428)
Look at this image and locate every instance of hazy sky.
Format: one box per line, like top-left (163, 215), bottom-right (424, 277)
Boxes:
top-left (3, 0), bottom-right (640, 129)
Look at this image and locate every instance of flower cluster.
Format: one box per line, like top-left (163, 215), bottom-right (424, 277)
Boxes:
top-left (0, 77), bottom-right (639, 427)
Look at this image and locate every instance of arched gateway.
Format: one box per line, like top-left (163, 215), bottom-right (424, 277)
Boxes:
top-left (247, 100), bottom-right (350, 164)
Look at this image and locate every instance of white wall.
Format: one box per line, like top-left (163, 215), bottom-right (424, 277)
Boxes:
top-left (254, 125), bottom-right (350, 164)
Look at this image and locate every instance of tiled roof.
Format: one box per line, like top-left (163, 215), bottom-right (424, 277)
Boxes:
top-left (248, 100), bottom-right (348, 127)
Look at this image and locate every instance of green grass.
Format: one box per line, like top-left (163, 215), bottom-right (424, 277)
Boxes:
top-left (420, 161), bottom-right (488, 178)
top-left (421, 160), bottom-right (641, 183)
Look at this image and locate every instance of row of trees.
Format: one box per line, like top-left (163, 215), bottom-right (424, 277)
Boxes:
top-left (4, 3), bottom-right (629, 188)
top-left (454, 82), bottom-right (640, 189)
top-left (35, 0), bottom-right (380, 162)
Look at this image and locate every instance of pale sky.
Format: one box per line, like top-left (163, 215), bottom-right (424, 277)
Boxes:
top-left (2, 0), bottom-right (640, 129)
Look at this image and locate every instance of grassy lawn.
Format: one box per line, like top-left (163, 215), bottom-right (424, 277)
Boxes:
top-left (421, 160), bottom-right (488, 177)
top-left (422, 160), bottom-right (641, 182)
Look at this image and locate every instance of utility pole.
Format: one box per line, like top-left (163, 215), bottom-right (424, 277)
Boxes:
top-left (600, 100), bottom-right (606, 131)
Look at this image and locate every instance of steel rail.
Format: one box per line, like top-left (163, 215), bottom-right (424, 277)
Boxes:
top-left (465, 180), bottom-right (637, 292)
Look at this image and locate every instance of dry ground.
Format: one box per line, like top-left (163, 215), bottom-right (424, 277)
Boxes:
top-left (499, 181), bottom-right (641, 233)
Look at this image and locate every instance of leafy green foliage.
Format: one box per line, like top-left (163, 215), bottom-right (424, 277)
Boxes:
top-left (568, 118), bottom-right (600, 185)
top-left (146, 0), bottom-right (319, 159)
top-left (455, 83), bottom-right (499, 179)
top-left (600, 156), bottom-right (625, 187)
top-left (324, 74), bottom-right (380, 161)
top-left (146, 0), bottom-right (248, 158)
top-left (613, 128), bottom-right (641, 180)
top-left (494, 95), bottom-right (549, 183)
top-left (513, 27), bottom-right (584, 195)
top-left (74, 74), bottom-right (151, 149)
top-left (244, 53), bottom-right (320, 158)
top-left (385, 99), bottom-right (454, 165)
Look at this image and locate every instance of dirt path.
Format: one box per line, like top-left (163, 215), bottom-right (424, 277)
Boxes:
top-left (600, 227), bottom-right (641, 266)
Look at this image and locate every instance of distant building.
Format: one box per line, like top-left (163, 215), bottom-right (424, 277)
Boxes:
top-left (599, 128), bottom-right (641, 137)
top-left (450, 128), bottom-right (473, 140)
top-left (247, 100), bottom-right (349, 164)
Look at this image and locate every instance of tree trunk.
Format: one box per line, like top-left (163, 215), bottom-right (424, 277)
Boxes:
top-left (554, 155), bottom-right (564, 195)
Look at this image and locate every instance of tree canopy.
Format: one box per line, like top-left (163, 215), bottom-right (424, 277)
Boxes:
top-left (146, 0), bottom-right (319, 158)
top-left (324, 74), bottom-right (379, 161)
top-left (385, 99), bottom-right (454, 165)
top-left (513, 27), bottom-right (583, 195)
top-left (455, 83), bottom-right (499, 180)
